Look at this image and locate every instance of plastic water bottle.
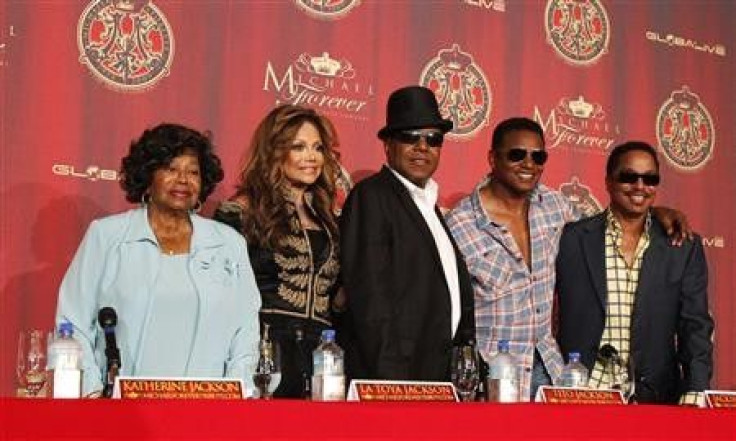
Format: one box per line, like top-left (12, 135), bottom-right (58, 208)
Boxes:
top-left (560, 352), bottom-right (589, 388)
top-left (47, 321), bottom-right (83, 398)
top-left (486, 340), bottom-right (520, 403)
top-left (311, 329), bottom-right (345, 401)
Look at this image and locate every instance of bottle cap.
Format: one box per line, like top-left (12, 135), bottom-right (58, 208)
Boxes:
top-left (58, 321), bottom-right (74, 337)
top-left (321, 329), bottom-right (336, 341)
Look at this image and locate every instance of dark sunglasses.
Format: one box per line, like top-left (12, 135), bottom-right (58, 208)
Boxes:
top-left (506, 148), bottom-right (548, 166)
top-left (393, 130), bottom-right (444, 148)
top-left (616, 171), bottom-right (661, 186)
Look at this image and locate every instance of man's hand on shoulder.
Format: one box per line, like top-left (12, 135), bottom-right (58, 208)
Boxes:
top-left (652, 206), bottom-right (694, 246)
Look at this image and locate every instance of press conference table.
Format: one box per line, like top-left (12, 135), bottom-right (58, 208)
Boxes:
top-left (1, 398), bottom-right (734, 440)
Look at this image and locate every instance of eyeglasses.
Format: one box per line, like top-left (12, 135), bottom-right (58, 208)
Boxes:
top-left (615, 171), bottom-right (661, 186)
top-left (393, 130), bottom-right (444, 148)
top-left (506, 148), bottom-right (548, 166)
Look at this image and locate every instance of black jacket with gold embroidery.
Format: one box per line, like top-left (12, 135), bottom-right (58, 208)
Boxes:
top-left (214, 200), bottom-right (340, 326)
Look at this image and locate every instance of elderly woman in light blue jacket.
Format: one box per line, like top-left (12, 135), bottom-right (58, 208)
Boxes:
top-left (56, 123), bottom-right (261, 397)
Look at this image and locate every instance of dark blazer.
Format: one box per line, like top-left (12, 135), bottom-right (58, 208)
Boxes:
top-left (555, 212), bottom-right (713, 404)
top-left (338, 166), bottom-right (475, 381)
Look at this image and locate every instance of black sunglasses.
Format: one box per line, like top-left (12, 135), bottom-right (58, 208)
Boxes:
top-left (393, 130), bottom-right (444, 148)
top-left (616, 171), bottom-right (661, 186)
top-left (506, 148), bottom-right (548, 165)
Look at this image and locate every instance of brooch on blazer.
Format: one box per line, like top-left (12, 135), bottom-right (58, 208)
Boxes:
top-left (223, 258), bottom-right (238, 277)
top-left (195, 252), bottom-right (240, 286)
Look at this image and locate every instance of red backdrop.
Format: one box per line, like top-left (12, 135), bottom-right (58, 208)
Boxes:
top-left (1, 0), bottom-right (734, 396)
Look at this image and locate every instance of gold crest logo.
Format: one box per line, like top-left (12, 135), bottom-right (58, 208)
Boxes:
top-left (656, 86), bottom-right (714, 171)
top-left (77, 0), bottom-right (174, 91)
top-left (545, 0), bottom-right (610, 66)
top-left (420, 44), bottom-right (491, 141)
top-left (294, 0), bottom-right (361, 20)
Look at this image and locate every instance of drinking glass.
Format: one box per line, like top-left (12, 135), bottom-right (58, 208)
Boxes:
top-left (253, 338), bottom-right (281, 399)
top-left (451, 344), bottom-right (480, 402)
top-left (16, 329), bottom-right (48, 397)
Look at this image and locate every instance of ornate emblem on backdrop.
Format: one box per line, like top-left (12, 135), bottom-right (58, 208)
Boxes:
top-left (532, 95), bottom-right (619, 153)
top-left (544, 0), bottom-right (610, 66)
top-left (419, 44), bottom-right (491, 141)
top-left (656, 86), bottom-right (715, 171)
top-left (294, 0), bottom-right (361, 20)
top-left (559, 176), bottom-right (602, 217)
top-left (77, 0), bottom-right (174, 91)
top-left (263, 51), bottom-right (375, 120)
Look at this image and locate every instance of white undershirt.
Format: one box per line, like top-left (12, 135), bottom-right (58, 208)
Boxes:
top-left (389, 167), bottom-right (461, 336)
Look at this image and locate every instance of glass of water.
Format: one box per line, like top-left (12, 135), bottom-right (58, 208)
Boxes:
top-left (451, 344), bottom-right (480, 402)
top-left (253, 337), bottom-right (281, 399)
top-left (16, 329), bottom-right (48, 397)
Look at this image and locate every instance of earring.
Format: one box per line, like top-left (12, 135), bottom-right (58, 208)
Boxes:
top-left (140, 193), bottom-right (150, 206)
top-left (192, 200), bottom-right (203, 213)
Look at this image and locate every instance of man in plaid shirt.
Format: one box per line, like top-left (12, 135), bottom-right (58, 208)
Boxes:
top-left (447, 118), bottom-right (578, 400)
top-left (447, 119), bottom-right (691, 401)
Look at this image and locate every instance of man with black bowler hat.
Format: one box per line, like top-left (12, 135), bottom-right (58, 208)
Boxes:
top-left (339, 85), bottom-right (475, 381)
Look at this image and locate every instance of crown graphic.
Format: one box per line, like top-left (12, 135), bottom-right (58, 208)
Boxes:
top-left (115, 0), bottom-right (134, 11)
top-left (671, 86), bottom-right (699, 110)
top-left (439, 44), bottom-right (473, 70)
top-left (560, 177), bottom-right (588, 202)
top-left (310, 52), bottom-right (341, 76)
top-left (568, 96), bottom-right (594, 118)
top-left (559, 177), bottom-right (602, 215)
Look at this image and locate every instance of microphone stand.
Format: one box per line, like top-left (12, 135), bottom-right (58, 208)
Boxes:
top-left (103, 345), bottom-right (121, 398)
top-left (625, 356), bottom-right (636, 404)
top-left (98, 307), bottom-right (121, 399)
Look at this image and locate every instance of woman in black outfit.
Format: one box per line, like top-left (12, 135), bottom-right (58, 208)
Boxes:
top-left (215, 104), bottom-right (342, 398)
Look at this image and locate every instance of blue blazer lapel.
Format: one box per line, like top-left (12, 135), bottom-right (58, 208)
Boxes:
top-left (581, 214), bottom-right (608, 309)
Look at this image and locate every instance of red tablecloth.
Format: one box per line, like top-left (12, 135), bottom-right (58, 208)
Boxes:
top-left (1, 398), bottom-right (734, 440)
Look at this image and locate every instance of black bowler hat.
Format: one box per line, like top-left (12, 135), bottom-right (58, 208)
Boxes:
top-left (377, 86), bottom-right (453, 140)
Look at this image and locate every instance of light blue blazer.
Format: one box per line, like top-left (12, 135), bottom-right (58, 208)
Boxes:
top-left (56, 207), bottom-right (261, 396)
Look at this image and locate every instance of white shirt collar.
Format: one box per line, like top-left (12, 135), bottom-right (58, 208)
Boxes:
top-left (387, 165), bottom-right (439, 207)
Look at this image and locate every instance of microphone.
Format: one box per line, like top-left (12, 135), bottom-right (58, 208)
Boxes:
top-left (598, 344), bottom-right (620, 365)
top-left (98, 307), bottom-right (121, 398)
top-left (597, 344), bottom-right (635, 403)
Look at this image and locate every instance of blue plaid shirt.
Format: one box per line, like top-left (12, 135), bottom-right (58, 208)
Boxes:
top-left (447, 180), bottom-right (578, 400)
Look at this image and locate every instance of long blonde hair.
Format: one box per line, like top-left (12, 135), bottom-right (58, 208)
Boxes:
top-left (235, 104), bottom-right (340, 250)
